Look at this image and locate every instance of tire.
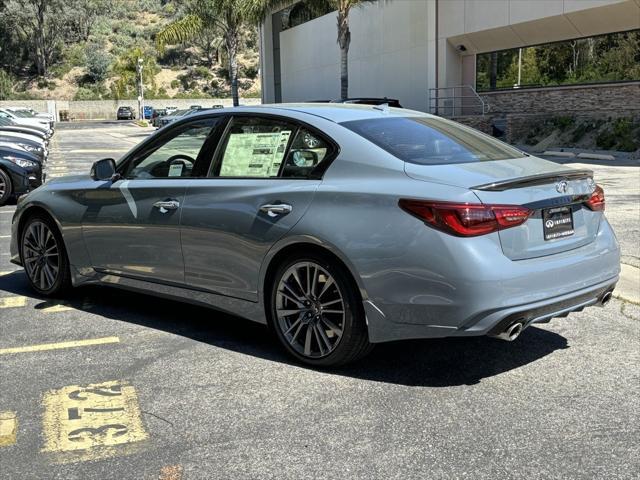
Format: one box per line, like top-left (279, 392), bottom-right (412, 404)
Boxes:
top-left (269, 252), bottom-right (373, 367)
top-left (0, 169), bottom-right (12, 206)
top-left (20, 213), bottom-right (71, 296)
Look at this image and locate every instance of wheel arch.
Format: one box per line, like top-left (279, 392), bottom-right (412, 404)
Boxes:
top-left (260, 238), bottom-right (369, 322)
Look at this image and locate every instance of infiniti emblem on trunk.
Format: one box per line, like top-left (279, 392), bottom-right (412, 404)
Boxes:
top-left (555, 180), bottom-right (568, 193)
top-left (545, 220), bottom-right (555, 228)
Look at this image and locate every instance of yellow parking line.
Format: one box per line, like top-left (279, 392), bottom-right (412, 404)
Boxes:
top-left (41, 304), bottom-right (74, 313)
top-left (0, 211), bottom-right (15, 214)
top-left (0, 297), bottom-right (27, 309)
top-left (0, 235), bottom-right (10, 238)
top-left (0, 337), bottom-right (120, 355)
top-left (0, 411), bottom-right (18, 447)
top-left (0, 271), bottom-right (18, 276)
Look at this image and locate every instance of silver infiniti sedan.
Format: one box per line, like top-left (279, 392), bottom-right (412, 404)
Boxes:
top-left (9, 105), bottom-right (620, 366)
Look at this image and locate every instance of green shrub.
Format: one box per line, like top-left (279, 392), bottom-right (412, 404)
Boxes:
top-left (554, 115), bottom-right (575, 132)
top-left (0, 69), bottom-right (13, 100)
top-left (85, 45), bottom-right (111, 84)
top-left (596, 130), bottom-right (616, 150)
top-left (170, 79), bottom-right (180, 89)
top-left (618, 137), bottom-right (638, 152)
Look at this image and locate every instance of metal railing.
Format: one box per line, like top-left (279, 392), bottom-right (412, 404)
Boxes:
top-left (428, 85), bottom-right (488, 117)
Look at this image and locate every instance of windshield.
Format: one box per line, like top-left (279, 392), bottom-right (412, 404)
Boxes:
top-left (341, 116), bottom-right (525, 165)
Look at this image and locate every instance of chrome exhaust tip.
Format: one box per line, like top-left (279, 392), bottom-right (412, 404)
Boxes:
top-left (600, 291), bottom-right (613, 306)
top-left (492, 321), bottom-right (524, 342)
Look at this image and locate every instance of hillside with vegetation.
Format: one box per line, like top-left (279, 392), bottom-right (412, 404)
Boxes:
top-left (0, 0), bottom-right (261, 101)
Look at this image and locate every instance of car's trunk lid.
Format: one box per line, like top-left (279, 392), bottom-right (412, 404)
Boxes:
top-left (405, 156), bottom-right (600, 260)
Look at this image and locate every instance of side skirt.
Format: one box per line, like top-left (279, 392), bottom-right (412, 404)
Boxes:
top-left (84, 272), bottom-right (267, 325)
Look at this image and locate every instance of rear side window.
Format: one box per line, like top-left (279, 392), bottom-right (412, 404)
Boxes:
top-left (341, 117), bottom-right (524, 165)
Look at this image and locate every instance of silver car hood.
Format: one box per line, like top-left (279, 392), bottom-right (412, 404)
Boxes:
top-left (404, 156), bottom-right (576, 190)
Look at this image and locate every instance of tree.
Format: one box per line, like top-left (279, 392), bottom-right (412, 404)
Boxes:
top-left (244, 0), bottom-right (373, 100)
top-left (156, 0), bottom-right (252, 106)
top-left (3, 0), bottom-right (67, 76)
top-left (66, 0), bottom-right (112, 42)
top-left (111, 47), bottom-right (160, 99)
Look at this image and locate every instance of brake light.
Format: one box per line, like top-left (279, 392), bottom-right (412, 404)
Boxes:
top-left (585, 185), bottom-right (605, 211)
top-left (399, 199), bottom-right (531, 237)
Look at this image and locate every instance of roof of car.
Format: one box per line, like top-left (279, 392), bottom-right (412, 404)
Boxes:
top-left (190, 103), bottom-right (430, 123)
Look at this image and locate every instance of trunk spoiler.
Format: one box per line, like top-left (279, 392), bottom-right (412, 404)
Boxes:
top-left (472, 169), bottom-right (593, 192)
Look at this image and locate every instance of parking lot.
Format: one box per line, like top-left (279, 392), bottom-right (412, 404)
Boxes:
top-left (0, 122), bottom-right (638, 479)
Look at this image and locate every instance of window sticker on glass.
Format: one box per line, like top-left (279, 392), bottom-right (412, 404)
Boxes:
top-left (220, 130), bottom-right (292, 177)
top-left (168, 163), bottom-right (184, 177)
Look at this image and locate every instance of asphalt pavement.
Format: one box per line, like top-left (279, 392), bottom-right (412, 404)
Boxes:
top-left (0, 122), bottom-right (638, 479)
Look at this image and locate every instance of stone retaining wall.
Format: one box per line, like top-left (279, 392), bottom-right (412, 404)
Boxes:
top-left (482, 82), bottom-right (640, 115)
top-left (449, 115), bottom-right (493, 135)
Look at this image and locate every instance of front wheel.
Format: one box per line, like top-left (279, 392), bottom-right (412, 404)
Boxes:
top-left (0, 169), bottom-right (12, 206)
top-left (20, 214), bottom-right (71, 296)
top-left (269, 253), bottom-right (372, 367)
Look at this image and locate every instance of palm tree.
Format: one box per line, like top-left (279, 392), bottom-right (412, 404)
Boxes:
top-left (156, 0), bottom-right (248, 106)
top-left (244, 0), bottom-right (373, 100)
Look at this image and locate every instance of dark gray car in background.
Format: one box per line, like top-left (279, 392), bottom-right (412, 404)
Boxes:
top-left (9, 104), bottom-right (620, 366)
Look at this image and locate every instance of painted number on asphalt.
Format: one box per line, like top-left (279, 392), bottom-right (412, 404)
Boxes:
top-left (42, 380), bottom-right (148, 453)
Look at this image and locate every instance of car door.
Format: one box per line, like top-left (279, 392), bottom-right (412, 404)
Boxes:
top-left (81, 116), bottom-right (220, 283)
top-left (180, 114), bottom-right (337, 301)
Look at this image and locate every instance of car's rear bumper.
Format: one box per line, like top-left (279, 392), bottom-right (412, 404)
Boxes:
top-left (361, 218), bottom-right (620, 343)
top-left (364, 276), bottom-right (617, 342)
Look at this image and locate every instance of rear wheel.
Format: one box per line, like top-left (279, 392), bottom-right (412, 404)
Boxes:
top-left (0, 169), bottom-right (12, 206)
top-left (20, 214), bottom-right (71, 296)
top-left (269, 253), bottom-right (372, 367)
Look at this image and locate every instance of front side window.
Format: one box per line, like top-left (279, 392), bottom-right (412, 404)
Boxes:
top-left (124, 118), bottom-right (218, 179)
top-left (213, 117), bottom-right (295, 178)
top-left (342, 116), bottom-right (524, 165)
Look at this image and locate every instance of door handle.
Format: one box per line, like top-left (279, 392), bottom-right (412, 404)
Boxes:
top-left (259, 203), bottom-right (293, 218)
top-left (153, 199), bottom-right (180, 213)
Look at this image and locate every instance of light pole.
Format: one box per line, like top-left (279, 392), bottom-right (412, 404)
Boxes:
top-left (137, 58), bottom-right (144, 121)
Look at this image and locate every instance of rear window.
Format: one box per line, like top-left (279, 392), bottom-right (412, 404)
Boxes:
top-left (341, 116), bottom-right (524, 165)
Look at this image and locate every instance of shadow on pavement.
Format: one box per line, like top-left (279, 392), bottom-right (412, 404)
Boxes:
top-left (0, 271), bottom-right (568, 387)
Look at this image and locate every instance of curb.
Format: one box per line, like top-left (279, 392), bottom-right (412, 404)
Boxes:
top-left (577, 152), bottom-right (616, 161)
top-left (542, 151), bottom-right (576, 158)
top-left (615, 264), bottom-right (640, 305)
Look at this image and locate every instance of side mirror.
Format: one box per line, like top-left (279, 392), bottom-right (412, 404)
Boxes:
top-left (90, 158), bottom-right (117, 181)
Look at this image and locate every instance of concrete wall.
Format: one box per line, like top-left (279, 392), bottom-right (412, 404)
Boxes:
top-left (482, 82), bottom-right (640, 114)
top-left (0, 98), bottom-right (262, 121)
top-left (277, 0), bottom-right (437, 112)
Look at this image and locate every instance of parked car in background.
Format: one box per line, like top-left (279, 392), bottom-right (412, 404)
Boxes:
top-left (151, 108), bottom-right (167, 128)
top-left (117, 106), bottom-right (135, 120)
top-left (0, 108), bottom-right (54, 134)
top-left (143, 106), bottom-right (154, 120)
top-left (8, 104), bottom-right (619, 366)
top-left (0, 145), bottom-right (43, 205)
top-left (0, 134), bottom-right (47, 162)
top-left (4, 107), bottom-right (55, 130)
top-left (6, 107), bottom-right (54, 123)
top-left (190, 105), bottom-right (203, 110)
top-left (155, 108), bottom-right (192, 129)
top-left (0, 117), bottom-right (50, 143)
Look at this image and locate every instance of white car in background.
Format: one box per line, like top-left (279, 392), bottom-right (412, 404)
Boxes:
top-left (0, 108), bottom-right (53, 134)
top-left (6, 107), bottom-right (53, 122)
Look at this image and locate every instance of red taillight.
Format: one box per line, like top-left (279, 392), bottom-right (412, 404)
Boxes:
top-left (399, 199), bottom-right (532, 237)
top-left (585, 185), bottom-right (605, 211)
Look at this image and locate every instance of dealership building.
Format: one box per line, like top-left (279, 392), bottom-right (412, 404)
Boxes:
top-left (259, 0), bottom-right (639, 138)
